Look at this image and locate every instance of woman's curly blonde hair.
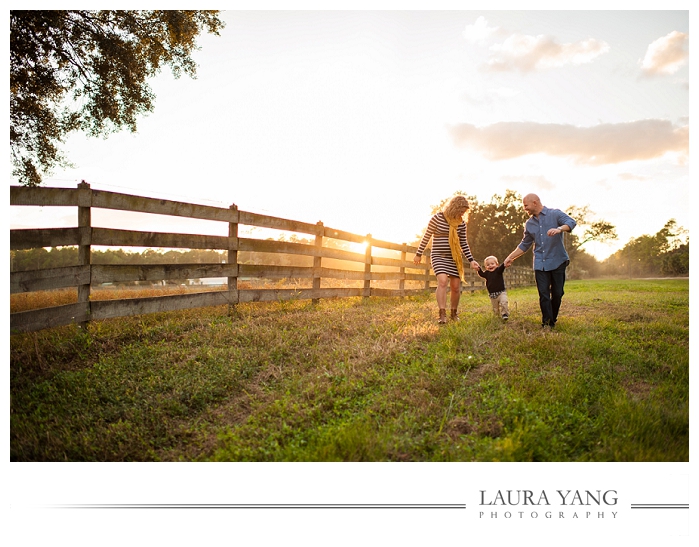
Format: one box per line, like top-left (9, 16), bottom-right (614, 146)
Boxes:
top-left (443, 195), bottom-right (470, 222)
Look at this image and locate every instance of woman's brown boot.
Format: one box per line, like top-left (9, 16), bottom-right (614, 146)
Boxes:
top-left (451, 309), bottom-right (459, 321)
top-left (438, 308), bottom-right (447, 324)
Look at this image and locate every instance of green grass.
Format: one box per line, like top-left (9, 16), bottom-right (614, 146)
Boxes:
top-left (10, 279), bottom-right (689, 461)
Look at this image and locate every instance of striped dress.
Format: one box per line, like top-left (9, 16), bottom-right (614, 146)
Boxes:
top-left (416, 212), bottom-right (474, 277)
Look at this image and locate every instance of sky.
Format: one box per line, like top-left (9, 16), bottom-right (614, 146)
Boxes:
top-left (10, 9), bottom-right (690, 260)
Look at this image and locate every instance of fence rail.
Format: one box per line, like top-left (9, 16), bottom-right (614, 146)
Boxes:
top-left (10, 183), bottom-right (535, 333)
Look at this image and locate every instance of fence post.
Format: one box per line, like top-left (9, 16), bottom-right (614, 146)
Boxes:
top-left (399, 243), bottom-right (406, 296)
top-left (364, 234), bottom-right (372, 299)
top-left (228, 204), bottom-right (239, 314)
top-left (312, 221), bottom-right (323, 304)
top-left (77, 181), bottom-right (92, 330)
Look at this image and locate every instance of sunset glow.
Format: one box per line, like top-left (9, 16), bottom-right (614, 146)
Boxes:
top-left (10, 10), bottom-right (690, 261)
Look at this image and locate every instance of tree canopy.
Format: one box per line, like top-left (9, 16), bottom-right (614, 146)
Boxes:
top-left (565, 205), bottom-right (618, 251)
top-left (422, 190), bottom-right (620, 273)
top-left (604, 219), bottom-right (689, 276)
top-left (10, 10), bottom-right (224, 186)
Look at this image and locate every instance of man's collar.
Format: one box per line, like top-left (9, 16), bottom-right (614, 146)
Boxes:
top-left (529, 206), bottom-right (547, 219)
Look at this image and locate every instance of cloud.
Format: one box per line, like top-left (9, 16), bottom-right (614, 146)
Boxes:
top-left (640, 31), bottom-right (689, 75)
top-left (462, 16), bottom-right (502, 45)
top-left (449, 119), bottom-right (688, 165)
top-left (462, 17), bottom-right (609, 72)
top-left (501, 174), bottom-right (554, 191)
top-left (485, 34), bottom-right (610, 72)
top-left (617, 173), bottom-right (650, 181)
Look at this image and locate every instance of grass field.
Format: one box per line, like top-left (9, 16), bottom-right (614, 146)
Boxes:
top-left (10, 279), bottom-right (689, 462)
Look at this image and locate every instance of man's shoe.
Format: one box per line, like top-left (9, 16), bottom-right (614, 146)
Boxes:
top-left (450, 309), bottom-right (459, 321)
top-left (438, 309), bottom-right (447, 324)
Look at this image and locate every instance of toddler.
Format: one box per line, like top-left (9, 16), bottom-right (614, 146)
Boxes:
top-left (477, 255), bottom-right (509, 320)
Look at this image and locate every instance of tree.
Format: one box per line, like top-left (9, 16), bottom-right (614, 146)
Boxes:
top-left (565, 205), bottom-right (618, 252)
top-left (426, 190), bottom-right (530, 263)
top-left (419, 191), bottom-right (618, 277)
top-left (468, 190), bottom-right (531, 263)
top-left (661, 242), bottom-right (689, 275)
top-left (10, 10), bottom-right (224, 186)
top-left (603, 219), bottom-right (689, 277)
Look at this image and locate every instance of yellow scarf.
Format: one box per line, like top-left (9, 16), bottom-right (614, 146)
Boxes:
top-left (445, 214), bottom-right (465, 281)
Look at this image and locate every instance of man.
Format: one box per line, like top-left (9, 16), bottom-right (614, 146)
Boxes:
top-left (504, 194), bottom-right (576, 328)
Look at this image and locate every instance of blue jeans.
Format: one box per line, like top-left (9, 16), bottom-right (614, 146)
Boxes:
top-left (534, 260), bottom-right (568, 326)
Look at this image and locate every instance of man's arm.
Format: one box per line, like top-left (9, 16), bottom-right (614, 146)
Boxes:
top-left (546, 224), bottom-right (570, 236)
top-left (547, 210), bottom-right (576, 236)
top-left (504, 247), bottom-right (525, 267)
top-left (505, 225), bottom-right (533, 267)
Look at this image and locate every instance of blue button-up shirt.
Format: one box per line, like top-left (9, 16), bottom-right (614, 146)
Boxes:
top-left (518, 206), bottom-right (576, 271)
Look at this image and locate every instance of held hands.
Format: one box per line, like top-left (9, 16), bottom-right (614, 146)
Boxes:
top-left (470, 260), bottom-right (480, 270)
top-left (504, 257), bottom-right (514, 267)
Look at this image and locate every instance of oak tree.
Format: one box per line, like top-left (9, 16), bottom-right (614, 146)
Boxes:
top-left (10, 10), bottom-right (224, 186)
top-left (565, 205), bottom-right (618, 251)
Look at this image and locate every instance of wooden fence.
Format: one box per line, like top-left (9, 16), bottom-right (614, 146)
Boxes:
top-left (10, 183), bottom-right (535, 333)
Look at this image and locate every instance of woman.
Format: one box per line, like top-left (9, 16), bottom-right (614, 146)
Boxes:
top-left (413, 195), bottom-right (480, 324)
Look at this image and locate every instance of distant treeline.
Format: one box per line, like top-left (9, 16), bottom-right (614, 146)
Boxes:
top-left (602, 219), bottom-right (688, 277)
top-left (10, 247), bottom-right (227, 273)
top-left (9, 236), bottom-right (362, 277)
top-left (424, 190), bottom-right (688, 279)
top-left (10, 192), bottom-right (688, 279)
